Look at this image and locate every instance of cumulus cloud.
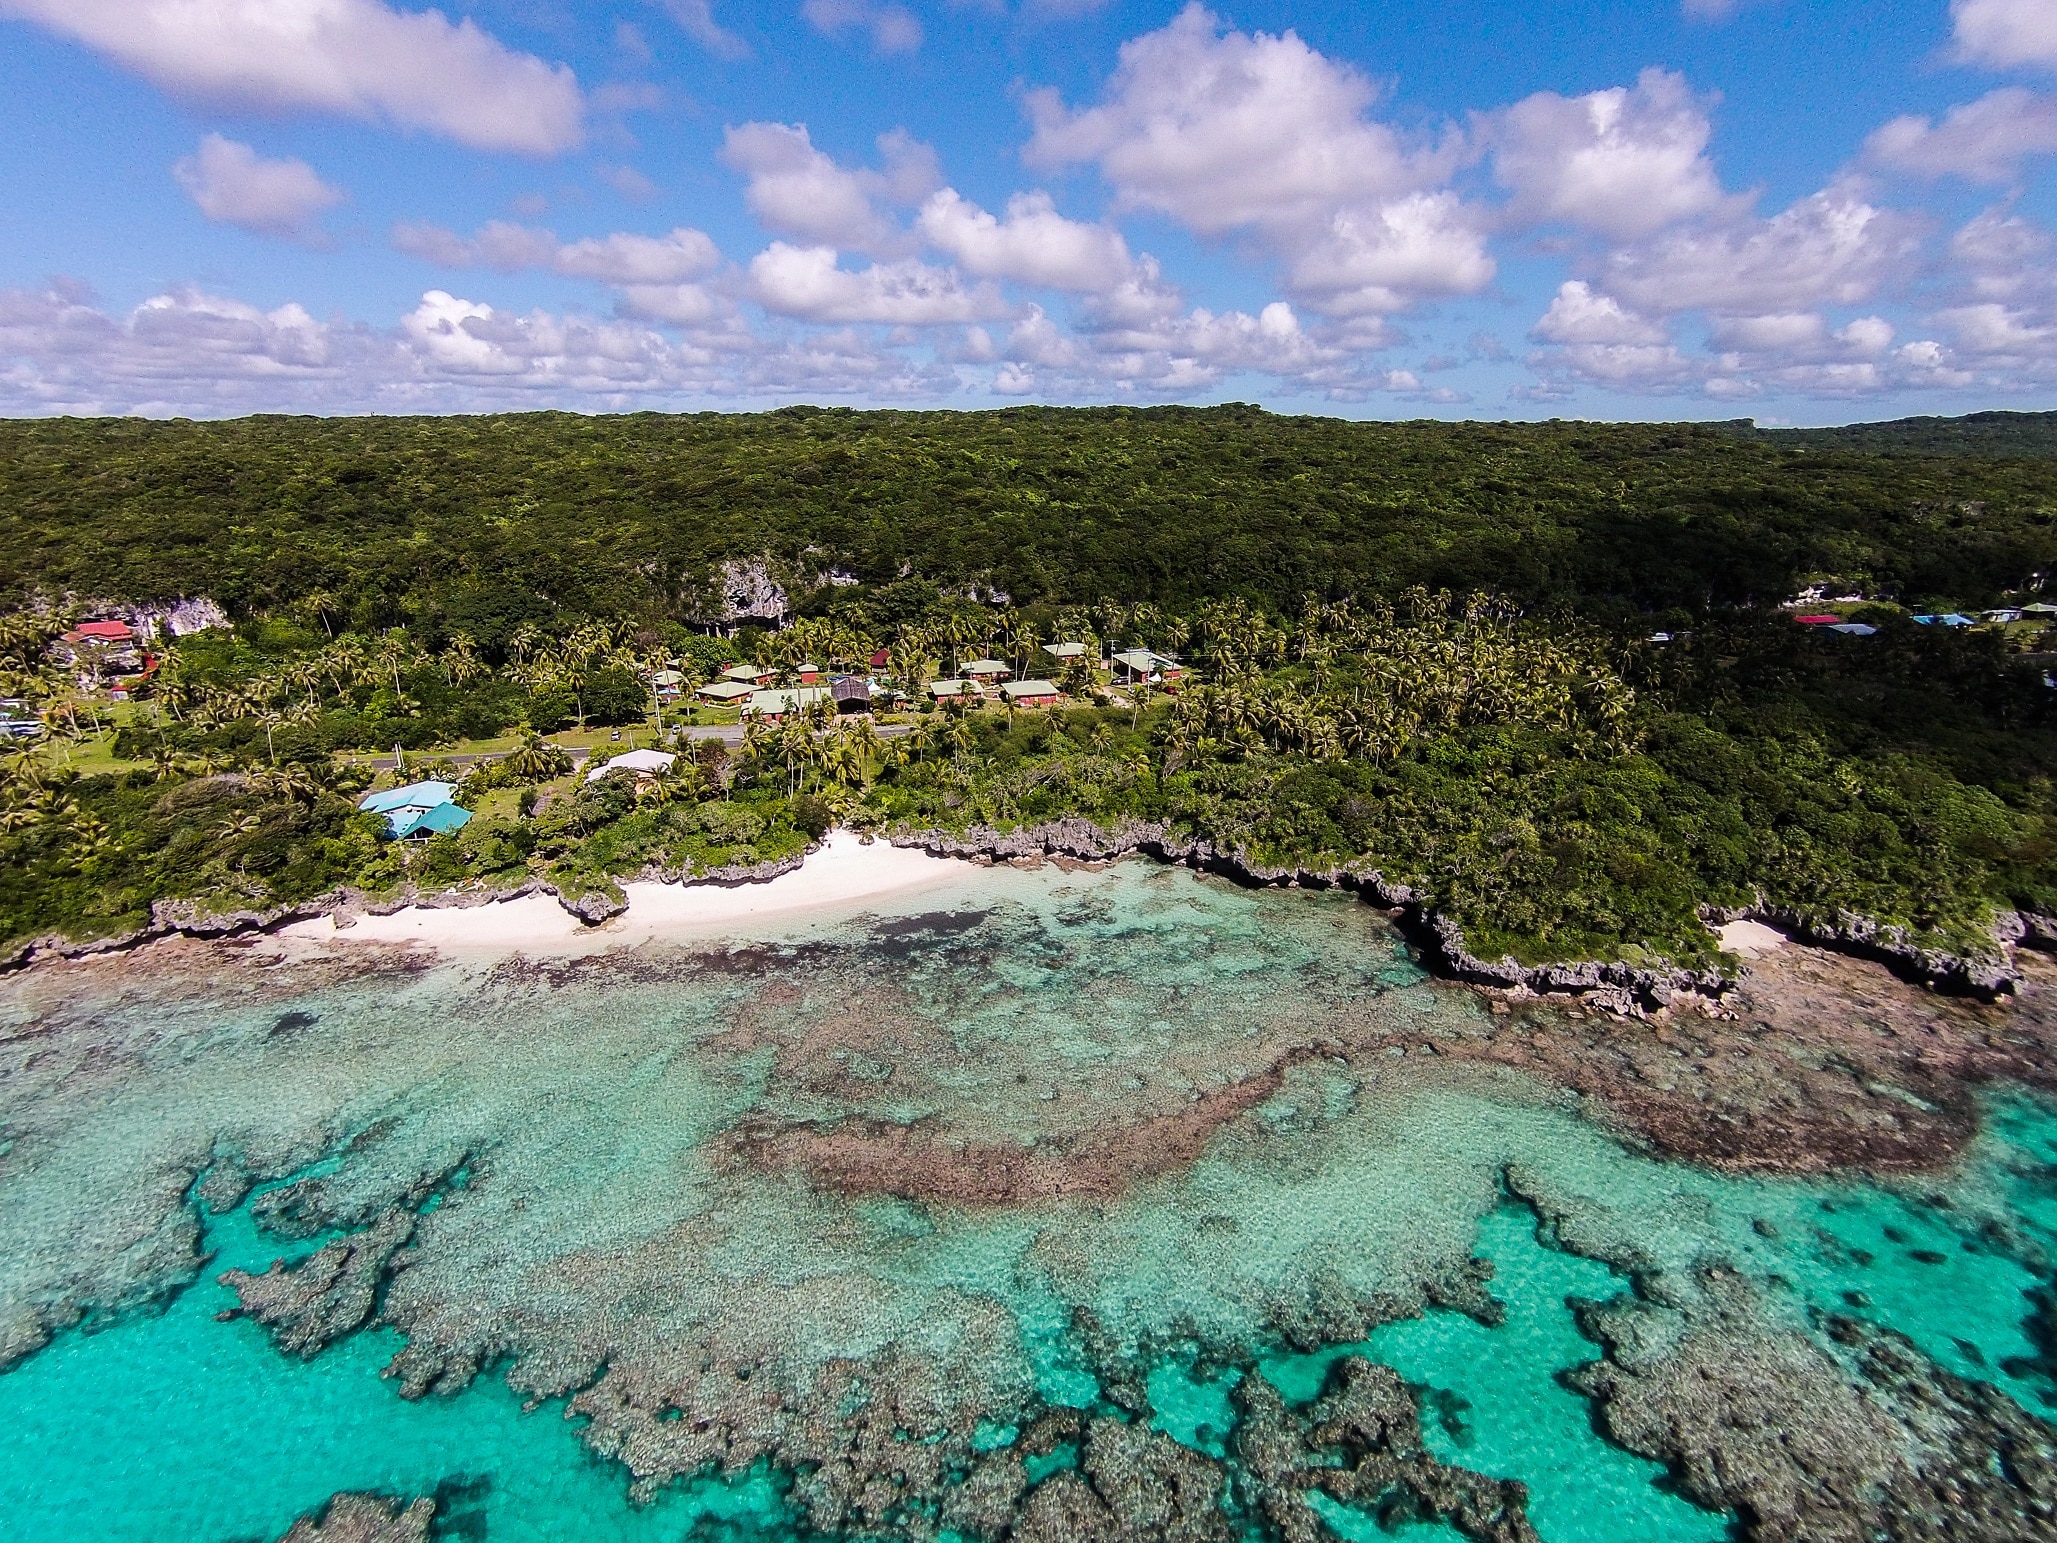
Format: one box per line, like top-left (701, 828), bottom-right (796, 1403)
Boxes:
top-left (914, 189), bottom-right (1134, 292)
top-left (801, 0), bottom-right (922, 55)
top-left (1531, 281), bottom-right (1667, 345)
top-left (746, 243), bottom-right (1007, 324)
top-left (1599, 182), bottom-right (1925, 316)
top-left (1023, 4), bottom-right (1484, 320)
top-left (1865, 88), bottom-right (2057, 183)
top-left (1025, 4), bottom-right (1446, 235)
top-left (1, 0), bottom-right (584, 154)
top-left (392, 220), bottom-right (721, 285)
top-left (1490, 69), bottom-right (1728, 239)
top-left (652, 0), bottom-right (748, 59)
top-left (1953, 0), bottom-right (2057, 72)
top-left (0, 279), bottom-right (971, 415)
top-left (1282, 192), bottom-right (1494, 317)
top-left (720, 123), bottom-right (937, 256)
top-left (172, 133), bottom-right (344, 243)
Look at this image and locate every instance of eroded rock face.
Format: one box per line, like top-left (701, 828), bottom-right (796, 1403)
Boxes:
top-left (1571, 1269), bottom-right (2057, 1542)
top-left (273, 1491), bottom-right (434, 1543)
top-left (218, 1208), bottom-right (414, 1358)
top-left (1235, 1359), bottom-right (1538, 1543)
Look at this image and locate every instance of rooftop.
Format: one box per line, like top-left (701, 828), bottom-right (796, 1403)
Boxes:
top-left (746, 686), bottom-right (831, 715)
top-left (358, 780), bottom-right (457, 816)
top-left (586, 748), bottom-right (676, 784)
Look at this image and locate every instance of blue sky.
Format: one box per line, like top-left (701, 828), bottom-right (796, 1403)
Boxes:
top-left (2, 0), bottom-right (2055, 422)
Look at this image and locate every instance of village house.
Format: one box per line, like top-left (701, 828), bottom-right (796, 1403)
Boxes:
top-left (831, 676), bottom-right (872, 714)
top-left (586, 748), bottom-right (676, 785)
top-left (1001, 679), bottom-right (1062, 708)
top-left (962, 659), bottom-right (1012, 683)
top-left (358, 781), bottom-right (471, 840)
top-left (1041, 642), bottom-right (1089, 664)
top-left (696, 679), bottom-right (758, 706)
top-left (1110, 649), bottom-right (1182, 685)
top-left (722, 663), bottom-right (775, 687)
top-left (928, 678), bottom-right (980, 702)
top-left (745, 686), bottom-right (831, 720)
top-left (648, 669), bottom-right (686, 703)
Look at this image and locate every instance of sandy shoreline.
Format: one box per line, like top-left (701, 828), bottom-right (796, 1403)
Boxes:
top-left (275, 832), bottom-right (966, 958)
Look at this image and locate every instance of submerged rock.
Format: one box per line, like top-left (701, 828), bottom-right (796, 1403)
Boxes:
top-left (1571, 1267), bottom-right (2057, 1541)
top-left (1234, 1358), bottom-right (1538, 1543)
top-left (273, 1491), bottom-right (434, 1543)
top-left (218, 1207), bottom-right (413, 1357)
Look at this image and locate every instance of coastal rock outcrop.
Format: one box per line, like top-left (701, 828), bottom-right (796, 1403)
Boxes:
top-left (891, 819), bottom-right (1727, 1008)
top-left (1233, 1359), bottom-right (1537, 1543)
top-left (272, 1491), bottom-right (435, 1543)
top-left (1570, 1269), bottom-right (2057, 1541)
top-left (217, 1207), bottom-right (414, 1357)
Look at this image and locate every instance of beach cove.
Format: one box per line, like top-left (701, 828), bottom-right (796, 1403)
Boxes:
top-left (3, 849), bottom-right (2057, 1541)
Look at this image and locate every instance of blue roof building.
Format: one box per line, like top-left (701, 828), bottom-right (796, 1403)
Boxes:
top-left (358, 780), bottom-right (470, 839)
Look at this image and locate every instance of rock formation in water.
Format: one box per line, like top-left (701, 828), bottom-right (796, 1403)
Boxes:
top-left (218, 1207), bottom-right (413, 1357)
top-left (272, 1491), bottom-right (434, 1543)
top-left (1571, 1267), bottom-right (2057, 1541)
top-left (1234, 1358), bottom-right (1538, 1543)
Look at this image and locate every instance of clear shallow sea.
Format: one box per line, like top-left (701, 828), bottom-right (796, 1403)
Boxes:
top-left (1, 858), bottom-right (2054, 1542)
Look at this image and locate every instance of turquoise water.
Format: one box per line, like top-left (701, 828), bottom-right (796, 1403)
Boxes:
top-left (0, 1199), bottom-right (797, 1542)
top-left (1, 859), bottom-right (2053, 1540)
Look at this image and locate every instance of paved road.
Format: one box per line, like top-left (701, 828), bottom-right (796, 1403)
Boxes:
top-left (363, 720), bottom-right (915, 773)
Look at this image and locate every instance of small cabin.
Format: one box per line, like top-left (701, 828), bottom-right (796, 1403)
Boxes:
top-left (745, 686), bottom-right (831, 721)
top-left (1110, 649), bottom-right (1182, 684)
top-left (696, 680), bottom-right (757, 705)
top-left (1002, 679), bottom-right (1061, 708)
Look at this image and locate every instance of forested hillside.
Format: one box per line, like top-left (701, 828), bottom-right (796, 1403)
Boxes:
top-left (4, 406), bottom-right (2056, 642)
top-left (7, 405), bottom-right (2057, 974)
top-left (1748, 410), bottom-right (2057, 459)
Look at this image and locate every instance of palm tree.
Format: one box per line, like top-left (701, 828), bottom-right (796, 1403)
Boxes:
top-left (504, 730), bottom-right (572, 784)
top-left (443, 633), bottom-right (486, 688)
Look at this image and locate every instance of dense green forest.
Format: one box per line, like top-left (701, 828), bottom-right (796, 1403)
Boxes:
top-left (5, 407), bottom-right (2057, 640)
top-left (5, 406), bottom-right (2057, 975)
top-left (1741, 409), bottom-right (2057, 459)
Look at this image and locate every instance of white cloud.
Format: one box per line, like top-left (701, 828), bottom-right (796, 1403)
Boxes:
top-left (392, 221), bottom-right (720, 285)
top-left (172, 133), bottom-right (344, 243)
top-left (720, 122), bottom-right (936, 256)
top-left (1490, 69), bottom-right (1727, 239)
top-left (801, 0), bottom-right (922, 55)
top-left (1022, 4), bottom-right (1483, 322)
top-left (746, 243), bottom-right (1007, 324)
top-left (1024, 3), bottom-right (1445, 236)
top-left (652, 0), bottom-right (748, 59)
top-left (1948, 204), bottom-right (2057, 302)
top-left (1953, 0), bottom-right (2057, 72)
top-left (1531, 281), bottom-right (1667, 345)
top-left (1, 0), bottom-right (584, 154)
top-left (914, 189), bottom-right (1134, 292)
top-left (1282, 192), bottom-right (1494, 317)
top-left (1864, 88), bottom-right (2057, 183)
top-left (1599, 182), bottom-right (1925, 316)
top-left (1931, 302), bottom-right (2057, 358)
top-left (0, 280), bottom-right (962, 413)
top-left (597, 164), bottom-right (660, 202)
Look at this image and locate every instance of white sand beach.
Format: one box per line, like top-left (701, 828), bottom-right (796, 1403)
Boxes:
top-left (275, 832), bottom-right (966, 958)
top-left (1717, 918), bottom-right (1788, 956)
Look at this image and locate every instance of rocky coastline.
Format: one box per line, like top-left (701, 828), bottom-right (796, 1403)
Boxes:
top-left (1, 806), bottom-right (2044, 1016)
top-left (887, 816), bottom-right (2042, 1006)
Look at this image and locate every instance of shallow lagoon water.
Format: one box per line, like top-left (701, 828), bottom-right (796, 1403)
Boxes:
top-left (2, 858), bottom-right (2055, 1540)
